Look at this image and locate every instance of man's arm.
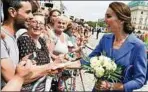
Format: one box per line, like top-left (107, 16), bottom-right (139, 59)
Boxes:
top-left (1, 58), bottom-right (15, 82)
top-left (1, 38), bottom-right (16, 82)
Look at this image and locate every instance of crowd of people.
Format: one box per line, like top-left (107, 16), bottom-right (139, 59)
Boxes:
top-left (1, 0), bottom-right (148, 92)
top-left (1, 0), bottom-right (91, 91)
top-left (136, 32), bottom-right (148, 44)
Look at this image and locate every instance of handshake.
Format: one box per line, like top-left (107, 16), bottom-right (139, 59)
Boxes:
top-left (50, 61), bottom-right (72, 71)
top-left (16, 59), bottom-right (73, 80)
top-left (2, 59), bottom-right (70, 91)
top-left (2, 56), bottom-right (79, 91)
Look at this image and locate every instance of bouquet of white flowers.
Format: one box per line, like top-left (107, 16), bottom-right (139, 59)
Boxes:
top-left (82, 53), bottom-right (123, 90)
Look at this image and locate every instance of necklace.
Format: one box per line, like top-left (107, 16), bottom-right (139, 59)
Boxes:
top-left (113, 35), bottom-right (129, 49)
top-left (114, 34), bottom-right (129, 42)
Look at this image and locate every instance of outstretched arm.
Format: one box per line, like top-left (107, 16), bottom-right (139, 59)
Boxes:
top-left (51, 60), bottom-right (81, 70)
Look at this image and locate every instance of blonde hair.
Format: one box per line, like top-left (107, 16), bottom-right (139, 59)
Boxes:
top-left (54, 15), bottom-right (70, 25)
top-left (33, 11), bottom-right (45, 25)
top-left (33, 11), bottom-right (44, 16)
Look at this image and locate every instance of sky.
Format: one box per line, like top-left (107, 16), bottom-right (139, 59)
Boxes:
top-left (61, 1), bottom-right (130, 21)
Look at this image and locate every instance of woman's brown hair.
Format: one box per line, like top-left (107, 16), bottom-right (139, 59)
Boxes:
top-left (47, 9), bottom-right (61, 24)
top-left (109, 2), bottom-right (135, 34)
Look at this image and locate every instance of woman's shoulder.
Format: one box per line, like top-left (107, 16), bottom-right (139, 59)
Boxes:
top-left (49, 30), bottom-right (56, 37)
top-left (48, 30), bottom-right (57, 41)
top-left (16, 29), bottom-right (27, 39)
top-left (103, 33), bottom-right (113, 37)
top-left (17, 34), bottom-right (30, 41)
top-left (17, 34), bottom-right (34, 45)
top-left (129, 34), bottom-right (145, 47)
top-left (63, 32), bottom-right (70, 39)
top-left (99, 33), bottom-right (113, 41)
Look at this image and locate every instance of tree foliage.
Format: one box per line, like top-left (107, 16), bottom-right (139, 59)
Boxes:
top-left (85, 20), bottom-right (106, 28)
top-left (85, 21), bottom-right (98, 28)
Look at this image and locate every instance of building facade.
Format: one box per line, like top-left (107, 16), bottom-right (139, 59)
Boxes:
top-left (128, 1), bottom-right (148, 33)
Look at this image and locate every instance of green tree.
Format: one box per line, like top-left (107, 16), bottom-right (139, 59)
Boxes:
top-left (85, 19), bottom-right (106, 28)
top-left (86, 21), bottom-right (98, 28)
top-left (98, 19), bottom-right (106, 27)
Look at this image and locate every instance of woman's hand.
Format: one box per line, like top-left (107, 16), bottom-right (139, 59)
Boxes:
top-left (98, 80), bottom-right (124, 91)
top-left (49, 62), bottom-right (65, 70)
top-left (48, 62), bottom-right (64, 75)
top-left (15, 59), bottom-right (33, 80)
top-left (49, 61), bottom-right (73, 71)
top-left (98, 80), bottom-right (110, 90)
top-left (54, 54), bottom-right (70, 63)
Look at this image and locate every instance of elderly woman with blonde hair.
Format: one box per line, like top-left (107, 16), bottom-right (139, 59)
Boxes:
top-left (48, 15), bottom-right (71, 61)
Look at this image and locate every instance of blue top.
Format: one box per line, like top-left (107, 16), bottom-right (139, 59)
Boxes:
top-left (80, 33), bottom-right (147, 92)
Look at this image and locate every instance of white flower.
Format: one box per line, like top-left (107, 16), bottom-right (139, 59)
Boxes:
top-left (111, 61), bottom-right (117, 71)
top-left (102, 60), bottom-right (112, 70)
top-left (98, 55), bottom-right (114, 71)
top-left (94, 66), bottom-right (105, 78)
top-left (103, 56), bottom-right (112, 62)
top-left (90, 56), bottom-right (98, 63)
top-left (106, 63), bottom-right (113, 71)
top-left (98, 55), bottom-right (105, 61)
top-left (90, 57), bottom-right (101, 68)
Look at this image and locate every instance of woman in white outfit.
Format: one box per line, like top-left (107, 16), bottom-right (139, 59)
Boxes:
top-left (49, 15), bottom-right (70, 61)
